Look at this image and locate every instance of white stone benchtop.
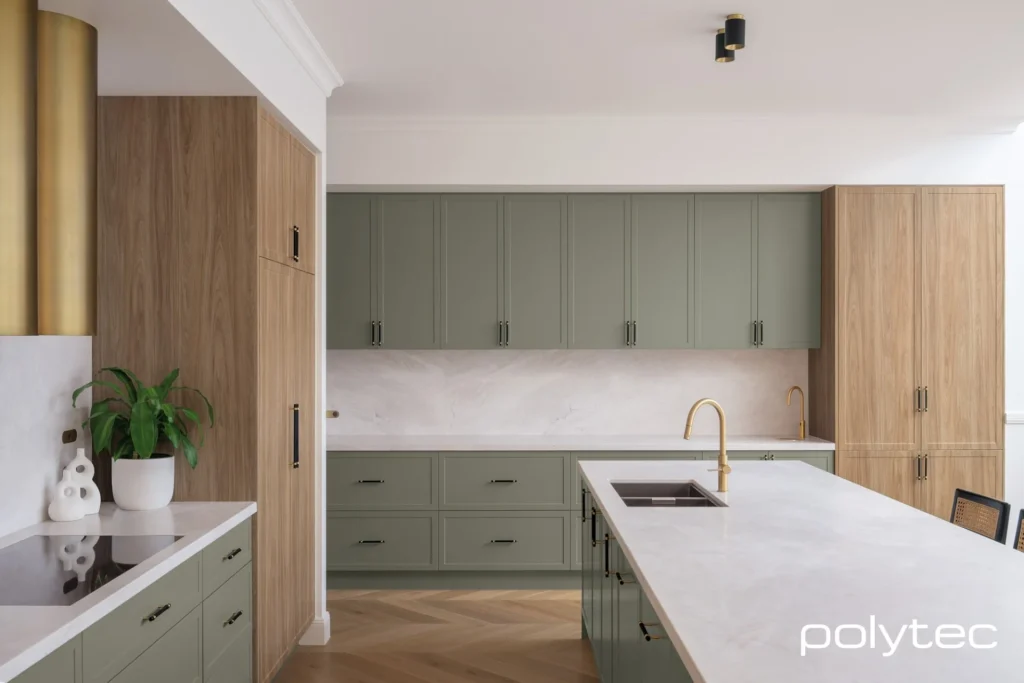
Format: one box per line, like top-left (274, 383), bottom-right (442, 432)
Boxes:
top-left (327, 434), bottom-right (834, 452)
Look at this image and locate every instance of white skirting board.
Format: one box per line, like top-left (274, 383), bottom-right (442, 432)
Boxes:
top-left (299, 614), bottom-right (331, 646)
top-left (1006, 412), bottom-right (1024, 424)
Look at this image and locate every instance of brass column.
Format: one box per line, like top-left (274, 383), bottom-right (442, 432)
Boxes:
top-left (37, 11), bottom-right (97, 335)
top-left (0, 0), bottom-right (37, 335)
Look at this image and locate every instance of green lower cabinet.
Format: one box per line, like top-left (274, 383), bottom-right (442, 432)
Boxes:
top-left (613, 546), bottom-right (640, 683)
top-left (204, 624), bottom-right (252, 683)
top-left (638, 591), bottom-right (692, 683)
top-left (439, 511), bottom-right (569, 570)
top-left (11, 636), bottom-right (81, 683)
top-left (203, 563), bottom-right (252, 679)
top-left (701, 450), bottom-right (834, 473)
top-left (109, 606), bottom-right (202, 683)
top-left (327, 511), bottom-right (438, 570)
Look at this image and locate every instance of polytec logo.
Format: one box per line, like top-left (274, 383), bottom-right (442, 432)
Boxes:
top-left (800, 616), bottom-right (997, 657)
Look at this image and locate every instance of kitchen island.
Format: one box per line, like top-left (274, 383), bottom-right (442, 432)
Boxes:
top-left (579, 459), bottom-right (1024, 682)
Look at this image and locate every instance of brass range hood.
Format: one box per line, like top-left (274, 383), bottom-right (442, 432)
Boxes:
top-left (0, 1), bottom-right (97, 336)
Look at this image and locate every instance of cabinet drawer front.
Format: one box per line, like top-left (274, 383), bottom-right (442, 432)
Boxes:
top-left (11, 635), bottom-right (80, 683)
top-left (84, 555), bottom-right (201, 683)
top-left (328, 452), bottom-right (437, 509)
top-left (440, 512), bottom-right (569, 570)
top-left (203, 563), bottom-right (252, 674)
top-left (441, 453), bottom-right (569, 509)
top-left (202, 519), bottom-right (252, 598)
top-left (109, 606), bottom-right (202, 683)
top-left (327, 512), bottom-right (437, 570)
top-left (204, 623), bottom-right (252, 683)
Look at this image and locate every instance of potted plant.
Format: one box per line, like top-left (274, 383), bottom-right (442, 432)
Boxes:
top-left (72, 367), bottom-right (214, 510)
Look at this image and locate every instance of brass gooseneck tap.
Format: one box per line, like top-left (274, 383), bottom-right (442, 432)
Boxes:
top-left (786, 386), bottom-right (806, 440)
top-left (684, 398), bottom-right (731, 493)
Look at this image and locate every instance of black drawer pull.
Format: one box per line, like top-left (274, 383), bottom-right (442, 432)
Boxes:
top-left (616, 571), bottom-right (635, 585)
top-left (223, 548), bottom-right (242, 561)
top-left (490, 539), bottom-right (517, 544)
top-left (145, 604), bottom-right (171, 623)
top-left (223, 610), bottom-right (244, 628)
top-left (358, 540), bottom-right (386, 544)
top-left (639, 621), bottom-right (662, 641)
top-left (292, 404), bottom-right (300, 469)
top-left (489, 479), bottom-right (518, 484)
top-left (292, 226), bottom-right (300, 262)
top-left (357, 479), bottom-right (385, 484)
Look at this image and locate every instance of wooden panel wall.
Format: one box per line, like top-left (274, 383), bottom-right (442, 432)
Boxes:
top-left (807, 186), bottom-right (836, 442)
top-left (96, 96), bottom-right (259, 502)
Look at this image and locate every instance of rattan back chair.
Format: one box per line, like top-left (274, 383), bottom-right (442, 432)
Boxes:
top-left (949, 489), bottom-right (1010, 543)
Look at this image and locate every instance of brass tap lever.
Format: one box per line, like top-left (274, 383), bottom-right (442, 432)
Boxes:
top-left (684, 398), bottom-right (730, 493)
top-left (786, 386), bottom-right (806, 440)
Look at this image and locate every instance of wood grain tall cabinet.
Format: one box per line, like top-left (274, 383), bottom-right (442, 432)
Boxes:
top-left (810, 186), bottom-right (1004, 518)
top-left (95, 97), bottom-right (317, 683)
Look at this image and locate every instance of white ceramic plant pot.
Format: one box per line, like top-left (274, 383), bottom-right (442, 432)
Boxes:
top-left (112, 456), bottom-right (175, 511)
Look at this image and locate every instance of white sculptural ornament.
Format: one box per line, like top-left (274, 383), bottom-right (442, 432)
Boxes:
top-left (47, 448), bottom-right (102, 522)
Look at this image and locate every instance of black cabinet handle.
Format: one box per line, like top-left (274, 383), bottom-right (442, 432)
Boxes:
top-left (292, 226), bottom-right (300, 262)
top-left (371, 321), bottom-right (377, 347)
top-left (223, 610), bottom-right (244, 628)
top-left (581, 489), bottom-right (587, 521)
top-left (752, 321), bottom-right (758, 346)
top-left (490, 539), bottom-right (517, 544)
top-left (616, 571), bottom-right (635, 585)
top-left (590, 507), bottom-right (598, 546)
top-left (357, 479), bottom-right (385, 484)
top-left (603, 533), bottom-right (610, 577)
top-left (625, 320), bottom-right (631, 346)
top-left (378, 321), bottom-right (383, 347)
top-left (505, 321), bottom-right (510, 346)
top-left (924, 454), bottom-right (928, 480)
top-left (915, 387), bottom-right (921, 412)
top-left (145, 604), bottom-right (171, 623)
top-left (358, 540), bottom-right (385, 544)
top-left (498, 321), bottom-right (503, 347)
top-left (489, 479), bottom-right (518, 484)
top-left (223, 548), bottom-right (242, 562)
top-left (759, 321), bottom-right (764, 346)
top-left (632, 321), bottom-right (637, 347)
top-left (292, 404), bottom-right (300, 469)
top-left (923, 386), bottom-right (928, 412)
top-left (639, 622), bottom-right (662, 641)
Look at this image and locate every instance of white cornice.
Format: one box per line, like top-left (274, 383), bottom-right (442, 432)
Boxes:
top-left (1006, 412), bottom-right (1024, 425)
top-left (252, 0), bottom-right (343, 97)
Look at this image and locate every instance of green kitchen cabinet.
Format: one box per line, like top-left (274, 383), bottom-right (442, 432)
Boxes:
top-left (327, 511), bottom-right (438, 571)
top-left (378, 195), bottom-right (442, 349)
top-left (694, 194), bottom-right (758, 349)
top-left (11, 636), bottom-right (81, 683)
top-left (326, 194), bottom-right (375, 349)
top-left (504, 195), bottom-right (569, 348)
top-left (613, 544), bottom-right (640, 683)
top-left (701, 450), bottom-right (834, 473)
top-left (638, 589), bottom-right (692, 683)
top-left (439, 511), bottom-right (570, 570)
top-left (756, 194), bottom-right (821, 349)
top-left (568, 195), bottom-right (632, 348)
top-left (109, 607), bottom-right (202, 683)
top-left (631, 194), bottom-right (694, 349)
top-left (440, 195), bottom-right (504, 349)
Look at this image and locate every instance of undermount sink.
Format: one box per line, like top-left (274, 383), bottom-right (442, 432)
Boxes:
top-left (611, 481), bottom-right (726, 508)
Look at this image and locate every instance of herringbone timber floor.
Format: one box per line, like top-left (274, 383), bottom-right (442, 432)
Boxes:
top-left (275, 590), bottom-right (599, 683)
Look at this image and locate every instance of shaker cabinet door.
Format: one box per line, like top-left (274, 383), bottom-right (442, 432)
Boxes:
top-left (757, 193), bottom-right (821, 349)
top-left (377, 195), bottom-right (442, 349)
top-left (326, 194), bottom-right (375, 348)
top-left (631, 194), bottom-right (694, 349)
top-left (504, 195), bottom-right (569, 348)
top-left (440, 195), bottom-right (504, 349)
top-left (568, 195), bottom-right (631, 349)
top-left (694, 194), bottom-right (757, 349)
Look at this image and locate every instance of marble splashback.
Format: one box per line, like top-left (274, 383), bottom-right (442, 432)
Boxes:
top-left (327, 349), bottom-right (809, 437)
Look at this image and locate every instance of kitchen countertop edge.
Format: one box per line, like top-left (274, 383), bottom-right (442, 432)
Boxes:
top-left (326, 434), bottom-right (835, 452)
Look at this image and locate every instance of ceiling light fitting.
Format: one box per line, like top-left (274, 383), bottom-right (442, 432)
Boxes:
top-left (715, 29), bottom-right (734, 63)
top-left (725, 14), bottom-right (746, 50)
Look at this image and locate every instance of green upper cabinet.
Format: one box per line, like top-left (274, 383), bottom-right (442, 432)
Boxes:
top-left (326, 194), bottom-right (375, 349)
top-left (756, 193), bottom-right (821, 349)
top-left (504, 195), bottom-right (569, 349)
top-left (632, 195), bottom-right (694, 349)
top-left (440, 195), bottom-right (504, 349)
top-left (378, 195), bottom-right (442, 349)
top-left (694, 194), bottom-right (758, 349)
top-left (568, 195), bottom-right (631, 349)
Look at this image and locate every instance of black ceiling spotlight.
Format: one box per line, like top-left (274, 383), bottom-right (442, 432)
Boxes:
top-left (724, 13), bottom-right (746, 50)
top-left (715, 29), bottom-right (735, 63)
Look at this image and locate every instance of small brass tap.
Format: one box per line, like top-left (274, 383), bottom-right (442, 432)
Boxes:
top-left (786, 386), bottom-right (806, 440)
top-left (684, 398), bottom-right (731, 493)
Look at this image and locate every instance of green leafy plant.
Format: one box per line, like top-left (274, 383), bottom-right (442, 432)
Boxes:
top-left (72, 367), bottom-right (214, 469)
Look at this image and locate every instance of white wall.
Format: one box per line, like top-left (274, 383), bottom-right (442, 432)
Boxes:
top-left (328, 350), bottom-right (808, 437)
top-left (0, 338), bottom-right (92, 538)
top-left (324, 114), bottom-right (1023, 517)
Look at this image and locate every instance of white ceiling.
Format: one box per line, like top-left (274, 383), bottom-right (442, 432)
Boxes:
top-left (40, 0), bottom-right (254, 96)
top-left (293, 0), bottom-right (1024, 123)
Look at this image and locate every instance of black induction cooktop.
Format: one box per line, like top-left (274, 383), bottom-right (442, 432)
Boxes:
top-left (0, 534), bottom-right (182, 606)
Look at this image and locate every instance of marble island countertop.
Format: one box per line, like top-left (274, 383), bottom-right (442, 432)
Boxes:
top-left (327, 434), bottom-right (834, 452)
top-left (579, 459), bottom-right (1024, 683)
top-left (0, 501), bottom-right (256, 681)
